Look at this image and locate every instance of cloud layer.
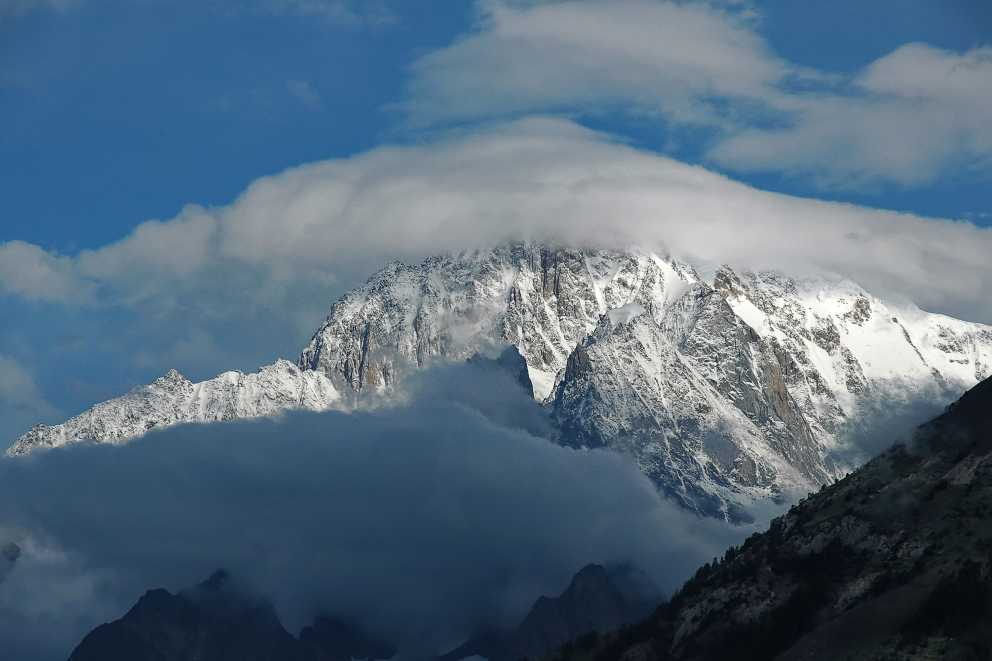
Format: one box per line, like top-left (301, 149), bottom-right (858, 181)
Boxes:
top-left (5, 118), bottom-right (991, 322)
top-left (0, 363), bottom-right (739, 660)
top-left (404, 0), bottom-right (992, 188)
top-left (3, 116), bottom-right (991, 439)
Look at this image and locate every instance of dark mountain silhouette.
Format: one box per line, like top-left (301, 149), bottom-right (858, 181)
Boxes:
top-left (441, 564), bottom-right (654, 661)
top-left (67, 570), bottom-right (394, 661)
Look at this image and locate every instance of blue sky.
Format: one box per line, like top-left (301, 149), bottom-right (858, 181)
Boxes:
top-left (2, 0), bottom-right (992, 441)
top-left (3, 0), bottom-right (990, 254)
top-left (1, 2), bottom-right (472, 250)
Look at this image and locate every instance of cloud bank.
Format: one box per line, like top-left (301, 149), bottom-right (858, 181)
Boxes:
top-left (2, 117), bottom-right (991, 436)
top-left (404, 0), bottom-right (992, 187)
top-left (0, 363), bottom-right (740, 660)
top-left (4, 118), bottom-right (990, 323)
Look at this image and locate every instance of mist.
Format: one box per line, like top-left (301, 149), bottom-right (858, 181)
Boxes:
top-left (0, 362), bottom-right (745, 660)
top-left (828, 379), bottom-right (962, 470)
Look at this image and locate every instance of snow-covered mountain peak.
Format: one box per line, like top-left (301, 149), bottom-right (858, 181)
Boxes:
top-left (9, 243), bottom-right (992, 520)
top-left (299, 243), bottom-right (699, 402)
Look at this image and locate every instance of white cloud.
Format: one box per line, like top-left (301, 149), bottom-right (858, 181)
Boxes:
top-left (404, 0), bottom-right (791, 130)
top-left (0, 241), bottom-right (88, 304)
top-left (710, 44), bottom-right (992, 187)
top-left (187, 118), bottom-right (992, 324)
top-left (402, 0), bottom-right (992, 188)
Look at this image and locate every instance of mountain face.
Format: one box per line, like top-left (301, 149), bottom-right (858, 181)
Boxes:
top-left (68, 564), bottom-right (637, 661)
top-left (441, 564), bottom-right (654, 661)
top-left (67, 571), bottom-right (395, 661)
top-left (9, 244), bottom-right (992, 518)
top-left (567, 375), bottom-right (992, 661)
top-left (6, 360), bottom-right (340, 456)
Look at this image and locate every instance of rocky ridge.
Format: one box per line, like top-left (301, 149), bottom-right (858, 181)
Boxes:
top-left (9, 244), bottom-right (992, 518)
top-left (6, 360), bottom-right (340, 456)
top-left (67, 570), bottom-right (395, 661)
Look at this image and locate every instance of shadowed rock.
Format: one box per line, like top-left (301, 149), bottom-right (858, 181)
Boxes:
top-left (67, 571), bottom-right (394, 661)
top-left (561, 376), bottom-right (992, 660)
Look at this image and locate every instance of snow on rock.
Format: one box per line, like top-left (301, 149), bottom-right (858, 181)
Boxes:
top-left (299, 244), bottom-right (697, 403)
top-left (9, 243), bottom-right (992, 520)
top-left (5, 360), bottom-right (340, 455)
top-left (295, 244), bottom-right (992, 518)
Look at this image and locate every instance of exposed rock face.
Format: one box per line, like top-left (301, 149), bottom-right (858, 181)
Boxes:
top-left (300, 245), bottom-right (699, 403)
top-left (6, 360), bottom-right (340, 456)
top-left (67, 571), bottom-right (394, 661)
top-left (570, 376), bottom-right (992, 661)
top-left (440, 564), bottom-right (653, 661)
top-left (713, 268), bottom-right (992, 435)
top-left (9, 244), bottom-right (992, 518)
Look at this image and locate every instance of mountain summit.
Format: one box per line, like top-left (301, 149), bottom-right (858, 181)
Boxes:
top-left (9, 244), bottom-right (992, 518)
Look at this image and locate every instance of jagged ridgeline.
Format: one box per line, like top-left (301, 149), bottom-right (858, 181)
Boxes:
top-left (66, 570), bottom-right (397, 661)
top-left (66, 563), bottom-right (649, 661)
top-left (9, 244), bottom-right (992, 519)
top-left (555, 376), bottom-right (992, 661)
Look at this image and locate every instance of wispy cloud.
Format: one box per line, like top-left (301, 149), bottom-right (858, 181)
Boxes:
top-left (0, 241), bottom-right (87, 304)
top-left (403, 0), bottom-right (790, 131)
top-left (0, 0), bottom-right (79, 19)
top-left (248, 0), bottom-right (396, 27)
top-left (710, 43), bottom-right (992, 188)
top-left (286, 79), bottom-right (323, 110)
top-left (402, 0), bottom-right (992, 189)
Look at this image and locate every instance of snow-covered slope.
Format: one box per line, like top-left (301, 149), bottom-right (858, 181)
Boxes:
top-left (299, 245), bottom-right (699, 402)
top-left (550, 283), bottom-right (825, 520)
top-left (6, 360), bottom-right (340, 456)
top-left (715, 268), bottom-right (992, 434)
top-left (9, 244), bottom-right (992, 519)
top-left (294, 245), bottom-right (992, 517)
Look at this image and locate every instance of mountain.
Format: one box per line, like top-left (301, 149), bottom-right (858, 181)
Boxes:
top-left (9, 244), bottom-right (992, 517)
top-left (67, 570), bottom-right (395, 661)
top-left (6, 360), bottom-right (340, 456)
top-left (441, 564), bottom-right (654, 661)
top-left (68, 564), bottom-right (644, 661)
top-left (563, 375), bottom-right (992, 660)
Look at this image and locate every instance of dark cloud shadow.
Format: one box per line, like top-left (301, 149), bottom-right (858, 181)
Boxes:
top-left (0, 362), bottom-right (745, 660)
